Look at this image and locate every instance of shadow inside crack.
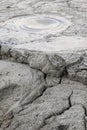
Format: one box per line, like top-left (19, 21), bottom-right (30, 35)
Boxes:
top-left (57, 125), bottom-right (69, 130)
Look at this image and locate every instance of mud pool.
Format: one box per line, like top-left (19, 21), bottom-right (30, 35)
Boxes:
top-left (0, 0), bottom-right (87, 52)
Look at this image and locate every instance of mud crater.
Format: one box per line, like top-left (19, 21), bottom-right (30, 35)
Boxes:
top-left (1, 15), bottom-right (71, 34)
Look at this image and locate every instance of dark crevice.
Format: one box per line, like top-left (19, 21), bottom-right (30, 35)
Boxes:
top-left (68, 91), bottom-right (73, 107)
top-left (82, 105), bottom-right (87, 116)
top-left (6, 6), bottom-right (11, 9)
top-left (59, 78), bottom-right (62, 84)
top-left (43, 73), bottom-right (47, 82)
top-left (56, 125), bottom-right (69, 130)
top-left (59, 66), bottom-right (68, 84)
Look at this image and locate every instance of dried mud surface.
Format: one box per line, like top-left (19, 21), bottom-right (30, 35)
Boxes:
top-left (0, 0), bottom-right (87, 130)
top-left (0, 45), bottom-right (87, 130)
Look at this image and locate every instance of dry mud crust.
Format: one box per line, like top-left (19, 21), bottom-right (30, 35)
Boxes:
top-left (0, 45), bottom-right (87, 130)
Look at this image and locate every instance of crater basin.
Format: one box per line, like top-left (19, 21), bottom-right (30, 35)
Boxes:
top-left (0, 15), bottom-right (71, 34)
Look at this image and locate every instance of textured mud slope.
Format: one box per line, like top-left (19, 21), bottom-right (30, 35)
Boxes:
top-left (0, 45), bottom-right (87, 130)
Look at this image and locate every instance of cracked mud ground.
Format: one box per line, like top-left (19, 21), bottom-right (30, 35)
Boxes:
top-left (0, 45), bottom-right (87, 130)
top-left (0, 0), bottom-right (87, 130)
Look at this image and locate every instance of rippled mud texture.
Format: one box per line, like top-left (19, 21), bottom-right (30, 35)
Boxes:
top-left (0, 0), bottom-right (87, 51)
top-left (0, 45), bottom-right (87, 130)
top-left (0, 15), bottom-right (71, 45)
